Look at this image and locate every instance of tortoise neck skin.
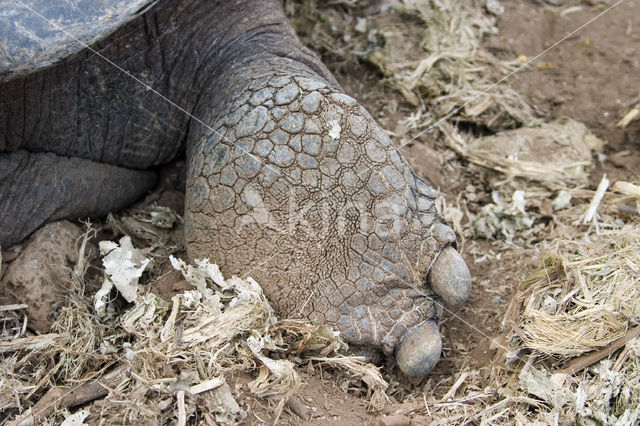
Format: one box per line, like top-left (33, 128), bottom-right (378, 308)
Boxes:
top-left (0, 0), bottom-right (335, 169)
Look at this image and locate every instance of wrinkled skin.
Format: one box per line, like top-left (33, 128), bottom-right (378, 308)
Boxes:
top-left (0, 0), bottom-right (470, 380)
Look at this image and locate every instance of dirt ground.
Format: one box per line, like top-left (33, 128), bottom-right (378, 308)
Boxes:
top-left (270, 0), bottom-right (640, 423)
top-left (2, 0), bottom-right (639, 424)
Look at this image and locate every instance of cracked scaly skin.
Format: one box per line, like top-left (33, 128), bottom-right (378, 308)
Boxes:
top-left (185, 62), bottom-right (456, 355)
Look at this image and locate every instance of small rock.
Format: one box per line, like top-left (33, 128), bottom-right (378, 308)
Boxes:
top-left (0, 221), bottom-right (85, 332)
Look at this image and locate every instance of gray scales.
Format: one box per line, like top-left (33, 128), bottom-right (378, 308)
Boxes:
top-left (0, 0), bottom-right (471, 380)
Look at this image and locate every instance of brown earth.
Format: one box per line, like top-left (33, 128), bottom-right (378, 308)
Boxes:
top-left (267, 0), bottom-right (640, 423)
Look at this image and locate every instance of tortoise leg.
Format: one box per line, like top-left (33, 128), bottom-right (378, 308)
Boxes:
top-left (0, 150), bottom-right (156, 248)
top-left (182, 0), bottom-right (471, 381)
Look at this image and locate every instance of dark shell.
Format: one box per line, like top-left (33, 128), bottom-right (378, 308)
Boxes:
top-left (0, 0), bottom-right (154, 82)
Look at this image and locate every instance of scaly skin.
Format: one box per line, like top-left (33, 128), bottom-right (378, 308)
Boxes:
top-left (0, 0), bottom-right (471, 379)
top-left (186, 65), bottom-right (455, 356)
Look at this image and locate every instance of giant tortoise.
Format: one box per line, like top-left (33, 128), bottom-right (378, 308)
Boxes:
top-left (0, 0), bottom-right (471, 381)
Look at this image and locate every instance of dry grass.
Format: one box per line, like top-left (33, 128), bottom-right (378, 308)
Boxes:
top-left (441, 118), bottom-right (602, 187)
top-left (0, 220), bottom-right (390, 424)
top-left (286, 0), bottom-right (536, 131)
top-left (367, 0), bottom-right (536, 131)
top-left (517, 227), bottom-right (640, 356)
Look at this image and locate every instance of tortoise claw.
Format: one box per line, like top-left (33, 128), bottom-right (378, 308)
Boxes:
top-left (394, 247), bottom-right (470, 381)
top-left (395, 320), bottom-right (442, 381)
top-left (427, 246), bottom-right (471, 306)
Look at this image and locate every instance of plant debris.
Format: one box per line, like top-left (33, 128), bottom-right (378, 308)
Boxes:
top-left (515, 223), bottom-right (640, 356)
top-left (467, 190), bottom-right (534, 240)
top-left (444, 118), bottom-right (602, 185)
top-left (1, 221), bottom-right (389, 423)
top-left (368, 0), bottom-right (536, 130)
